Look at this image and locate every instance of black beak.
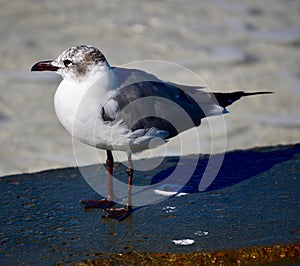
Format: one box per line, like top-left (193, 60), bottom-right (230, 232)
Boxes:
top-left (31, 60), bottom-right (59, 71)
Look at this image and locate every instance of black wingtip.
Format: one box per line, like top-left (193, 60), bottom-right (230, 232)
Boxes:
top-left (243, 91), bottom-right (274, 96)
top-left (213, 91), bottom-right (274, 108)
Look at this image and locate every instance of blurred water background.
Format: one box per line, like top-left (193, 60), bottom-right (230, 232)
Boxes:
top-left (0, 0), bottom-right (299, 175)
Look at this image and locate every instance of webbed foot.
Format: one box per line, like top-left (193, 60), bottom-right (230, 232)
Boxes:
top-left (80, 199), bottom-right (115, 210)
top-left (103, 206), bottom-right (133, 221)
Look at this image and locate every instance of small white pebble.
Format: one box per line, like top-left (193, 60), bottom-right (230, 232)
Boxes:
top-left (194, 231), bottom-right (209, 236)
top-left (172, 239), bottom-right (195, 245)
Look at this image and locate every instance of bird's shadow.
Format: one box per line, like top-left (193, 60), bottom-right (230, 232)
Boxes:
top-left (107, 144), bottom-right (299, 220)
top-left (150, 144), bottom-right (299, 194)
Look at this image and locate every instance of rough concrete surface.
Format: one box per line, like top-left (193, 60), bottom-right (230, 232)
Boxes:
top-left (1, 144), bottom-right (299, 265)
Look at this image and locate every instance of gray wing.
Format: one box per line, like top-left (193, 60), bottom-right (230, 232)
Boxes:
top-left (101, 68), bottom-right (223, 139)
top-left (103, 81), bottom-right (204, 138)
top-left (102, 68), bottom-right (272, 141)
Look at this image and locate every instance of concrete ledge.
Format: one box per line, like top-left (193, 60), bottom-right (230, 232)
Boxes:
top-left (1, 144), bottom-right (299, 265)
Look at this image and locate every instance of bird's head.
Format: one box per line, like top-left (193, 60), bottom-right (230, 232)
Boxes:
top-left (31, 45), bottom-right (109, 81)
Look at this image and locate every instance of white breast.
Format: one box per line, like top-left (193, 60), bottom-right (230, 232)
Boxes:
top-left (54, 68), bottom-right (120, 145)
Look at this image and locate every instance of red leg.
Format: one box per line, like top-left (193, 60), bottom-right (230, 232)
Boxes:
top-left (80, 150), bottom-right (115, 209)
top-left (105, 153), bottom-right (133, 221)
top-left (126, 153), bottom-right (133, 209)
top-left (106, 150), bottom-right (115, 201)
top-left (125, 168), bottom-right (133, 210)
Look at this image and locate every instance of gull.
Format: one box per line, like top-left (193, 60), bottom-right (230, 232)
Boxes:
top-left (31, 45), bottom-right (271, 220)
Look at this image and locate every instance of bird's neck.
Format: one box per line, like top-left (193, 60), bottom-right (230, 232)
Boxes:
top-left (59, 62), bottom-right (117, 103)
top-left (84, 62), bottom-right (113, 85)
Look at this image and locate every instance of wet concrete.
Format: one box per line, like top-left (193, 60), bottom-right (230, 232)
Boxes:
top-left (0, 144), bottom-right (299, 265)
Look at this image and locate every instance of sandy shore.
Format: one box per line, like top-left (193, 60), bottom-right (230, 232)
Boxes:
top-left (0, 0), bottom-right (300, 176)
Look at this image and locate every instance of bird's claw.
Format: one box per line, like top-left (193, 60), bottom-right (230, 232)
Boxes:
top-left (103, 206), bottom-right (133, 221)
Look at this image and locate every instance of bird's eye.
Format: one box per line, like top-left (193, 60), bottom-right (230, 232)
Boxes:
top-left (63, 59), bottom-right (72, 67)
